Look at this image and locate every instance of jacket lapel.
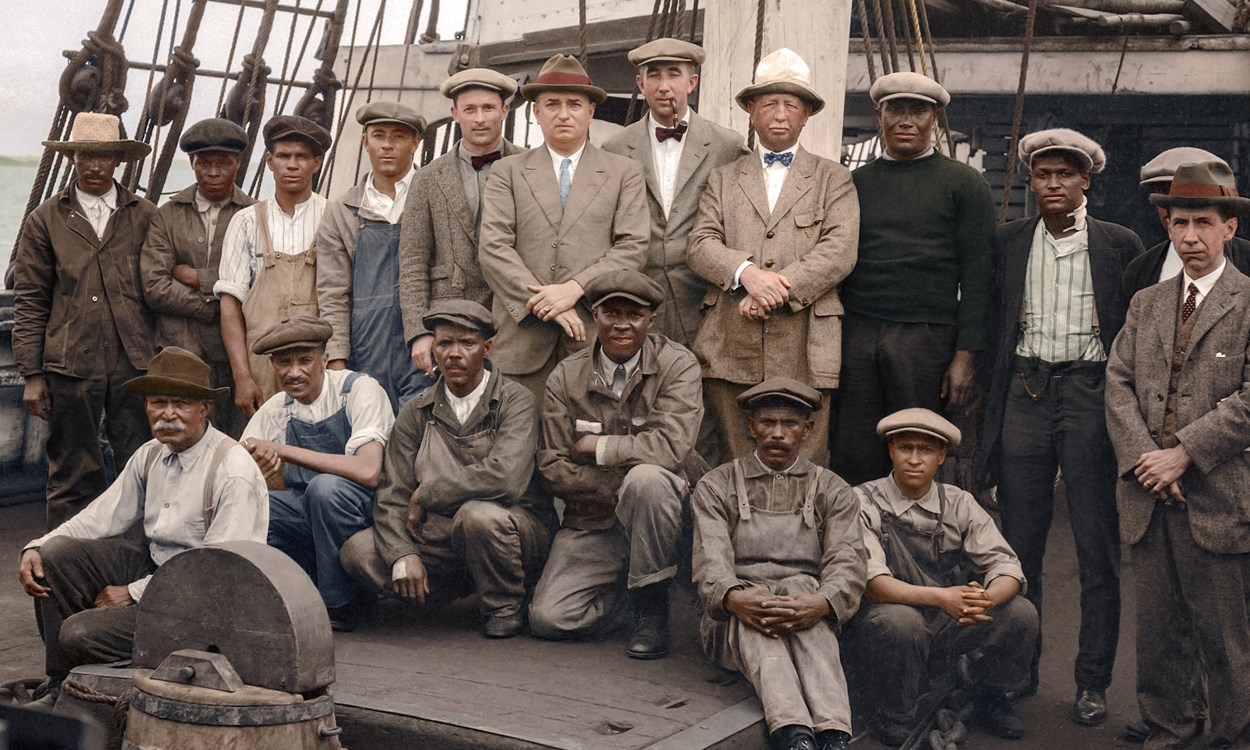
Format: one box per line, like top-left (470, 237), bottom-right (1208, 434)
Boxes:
top-left (435, 151), bottom-right (476, 239)
top-left (737, 155), bottom-right (770, 224)
top-left (626, 121), bottom-right (663, 208)
top-left (520, 146), bottom-right (564, 230)
top-left (671, 112), bottom-right (709, 202)
top-left (1185, 272), bottom-right (1238, 358)
top-left (1002, 220), bottom-right (1036, 327)
top-left (767, 147), bottom-right (815, 230)
top-left (1154, 275), bottom-right (1183, 356)
top-left (558, 143), bottom-right (609, 236)
top-left (1086, 219), bottom-right (1122, 330)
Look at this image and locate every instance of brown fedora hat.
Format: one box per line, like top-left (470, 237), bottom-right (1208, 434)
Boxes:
top-left (124, 346), bottom-right (229, 400)
top-left (520, 54), bottom-right (607, 104)
top-left (1150, 160), bottom-right (1250, 212)
top-left (43, 113), bottom-right (151, 162)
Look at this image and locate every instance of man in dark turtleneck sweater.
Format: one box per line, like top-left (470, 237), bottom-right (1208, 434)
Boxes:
top-left (831, 73), bottom-right (996, 485)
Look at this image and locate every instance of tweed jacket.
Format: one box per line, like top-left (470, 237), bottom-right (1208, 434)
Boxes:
top-left (687, 146), bottom-right (859, 389)
top-left (397, 140), bottom-right (524, 346)
top-left (478, 143), bottom-right (649, 375)
top-left (538, 333), bottom-right (703, 531)
top-left (1105, 263), bottom-right (1250, 553)
top-left (140, 184), bottom-right (254, 364)
top-left (14, 182), bottom-right (157, 377)
top-left (601, 111), bottom-right (749, 347)
top-left (979, 216), bottom-right (1144, 489)
top-left (1121, 236), bottom-right (1250, 299)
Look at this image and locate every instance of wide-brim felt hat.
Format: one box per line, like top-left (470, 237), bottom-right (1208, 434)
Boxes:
top-left (520, 54), bottom-right (607, 104)
top-left (735, 48), bottom-right (825, 115)
top-left (124, 346), bottom-right (228, 400)
top-left (44, 113), bottom-right (151, 162)
top-left (1149, 160), bottom-right (1250, 212)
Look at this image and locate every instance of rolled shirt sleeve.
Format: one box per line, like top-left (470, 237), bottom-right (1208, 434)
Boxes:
top-left (213, 206), bottom-right (258, 303)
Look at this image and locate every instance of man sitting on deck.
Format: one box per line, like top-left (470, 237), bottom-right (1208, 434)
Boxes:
top-left (240, 315), bottom-right (395, 631)
top-left (691, 377), bottom-right (864, 750)
top-left (17, 347), bottom-right (268, 704)
top-left (341, 300), bottom-right (557, 638)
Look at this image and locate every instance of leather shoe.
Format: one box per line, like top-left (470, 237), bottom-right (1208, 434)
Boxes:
top-left (1072, 688), bottom-right (1107, 726)
top-left (869, 715), bottom-right (912, 747)
top-left (1125, 718), bottom-right (1150, 742)
top-left (483, 610), bottom-right (525, 639)
top-left (625, 582), bottom-right (670, 659)
top-left (771, 724), bottom-right (817, 750)
top-left (974, 686), bottom-right (1024, 740)
top-left (816, 729), bottom-right (851, 750)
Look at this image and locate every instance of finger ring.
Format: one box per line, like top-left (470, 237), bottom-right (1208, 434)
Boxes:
top-left (750, 306), bottom-right (758, 312)
top-left (1144, 479), bottom-right (1154, 489)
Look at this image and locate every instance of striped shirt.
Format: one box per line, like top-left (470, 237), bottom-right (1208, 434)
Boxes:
top-left (1015, 220), bottom-right (1105, 363)
top-left (213, 193), bottom-right (326, 303)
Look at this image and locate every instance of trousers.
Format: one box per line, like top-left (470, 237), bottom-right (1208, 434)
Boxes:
top-left (269, 473), bottom-right (373, 609)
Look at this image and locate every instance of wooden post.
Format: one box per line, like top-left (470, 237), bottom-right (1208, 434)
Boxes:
top-left (700, 1), bottom-right (852, 158)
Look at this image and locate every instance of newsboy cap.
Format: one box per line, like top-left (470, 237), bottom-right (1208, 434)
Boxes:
top-left (583, 270), bottom-right (665, 309)
top-left (180, 118), bottom-right (249, 155)
top-left (521, 54), bottom-right (607, 104)
top-left (124, 346), bottom-right (229, 400)
top-left (1019, 128), bottom-right (1106, 174)
top-left (263, 115), bottom-right (332, 156)
top-left (252, 315), bottom-right (334, 356)
top-left (736, 377), bottom-right (823, 412)
top-left (870, 72), bottom-right (950, 109)
top-left (1140, 147), bottom-right (1224, 186)
top-left (439, 68), bottom-right (519, 100)
top-left (628, 38), bottom-right (706, 68)
top-left (1149, 160), bottom-right (1250, 212)
top-left (423, 300), bottom-right (497, 339)
top-left (876, 407), bottom-right (961, 448)
top-left (356, 101), bottom-right (427, 135)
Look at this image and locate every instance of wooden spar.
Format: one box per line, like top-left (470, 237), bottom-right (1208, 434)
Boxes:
top-left (1183, 0), bottom-right (1238, 31)
top-left (1041, 0), bottom-right (1184, 10)
top-left (700, 1), bottom-right (852, 158)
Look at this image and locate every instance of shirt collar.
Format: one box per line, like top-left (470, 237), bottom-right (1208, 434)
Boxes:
top-left (193, 189), bottom-right (226, 212)
top-left (1039, 219), bottom-right (1088, 259)
top-left (647, 111), bottom-right (689, 139)
top-left (366, 168), bottom-right (414, 199)
top-left (1184, 257), bottom-right (1226, 298)
top-left (76, 183), bottom-right (118, 211)
top-left (881, 146), bottom-right (936, 162)
top-left (158, 425), bottom-right (218, 470)
top-left (459, 138), bottom-right (505, 162)
top-left (443, 368), bottom-right (490, 408)
top-left (597, 345), bottom-right (642, 382)
top-left (548, 142), bottom-right (587, 173)
top-left (879, 473), bottom-right (942, 515)
top-left (759, 145), bottom-right (796, 170)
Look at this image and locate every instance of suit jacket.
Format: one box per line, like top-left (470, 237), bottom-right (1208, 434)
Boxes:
top-left (979, 216), bottom-right (1145, 488)
top-left (397, 140), bottom-right (523, 346)
top-left (1121, 236), bottom-right (1250, 300)
top-left (478, 143), bottom-right (649, 375)
top-left (1105, 264), bottom-right (1250, 553)
top-left (601, 112), bottom-right (749, 347)
top-left (687, 147), bottom-right (859, 389)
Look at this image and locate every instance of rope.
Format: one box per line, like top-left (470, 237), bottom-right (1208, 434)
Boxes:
top-left (272, 0), bottom-right (306, 115)
top-left (999, 0), bottom-right (1039, 225)
top-left (869, 0), bottom-right (893, 75)
top-left (746, 0), bottom-right (766, 151)
top-left (420, 0), bottom-right (441, 44)
top-left (322, 0), bottom-right (385, 191)
top-left (216, 0), bottom-right (250, 112)
top-left (351, 0), bottom-right (388, 181)
top-left (915, 0), bottom-right (954, 156)
top-left (0, 677), bottom-right (46, 704)
top-left (61, 679), bottom-right (118, 704)
top-left (404, 0), bottom-right (425, 45)
top-left (276, 0), bottom-right (329, 114)
top-left (897, 0), bottom-right (916, 72)
top-left (125, 0), bottom-right (172, 190)
top-left (880, 0), bottom-right (901, 74)
top-left (60, 681), bottom-right (133, 750)
top-left (578, 0), bottom-right (589, 67)
top-left (625, 0), bottom-right (665, 126)
top-left (857, 0), bottom-right (878, 83)
top-left (117, 0), bottom-right (138, 41)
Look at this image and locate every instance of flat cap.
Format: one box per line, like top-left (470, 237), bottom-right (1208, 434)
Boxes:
top-left (628, 38), bottom-right (706, 68)
top-left (583, 270), bottom-right (665, 309)
top-left (1140, 147), bottom-right (1224, 186)
top-left (180, 118), bottom-right (249, 155)
top-left (736, 377), bottom-right (822, 412)
top-left (1019, 128), bottom-right (1105, 174)
top-left (876, 407), bottom-right (961, 448)
top-left (423, 300), bottom-right (497, 339)
top-left (869, 72), bottom-right (950, 109)
top-left (439, 68), bottom-right (519, 100)
top-left (263, 115), bottom-right (332, 156)
top-left (356, 101), bottom-right (426, 134)
top-left (252, 315), bottom-right (334, 356)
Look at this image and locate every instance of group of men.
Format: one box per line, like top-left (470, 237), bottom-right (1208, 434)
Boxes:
top-left (9, 29), bottom-right (1250, 750)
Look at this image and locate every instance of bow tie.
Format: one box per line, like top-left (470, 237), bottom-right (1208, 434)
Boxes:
top-left (470, 151), bottom-right (502, 171)
top-left (763, 151), bottom-right (794, 167)
top-left (655, 124), bottom-right (687, 143)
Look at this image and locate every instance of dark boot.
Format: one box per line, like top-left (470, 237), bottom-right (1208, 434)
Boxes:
top-left (771, 724), bottom-right (818, 750)
top-left (625, 581), bottom-right (670, 660)
top-left (815, 729), bottom-right (851, 750)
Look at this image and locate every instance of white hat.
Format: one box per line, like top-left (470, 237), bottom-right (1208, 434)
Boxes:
top-left (735, 48), bottom-right (825, 114)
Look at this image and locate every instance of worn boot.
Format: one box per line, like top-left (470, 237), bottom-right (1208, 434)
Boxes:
top-left (625, 582), bottom-right (670, 660)
top-left (771, 724), bottom-right (818, 750)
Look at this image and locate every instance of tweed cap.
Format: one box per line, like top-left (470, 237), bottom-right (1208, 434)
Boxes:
top-left (1149, 160), bottom-right (1250, 212)
top-left (1140, 147), bottom-right (1224, 186)
top-left (735, 48), bottom-right (825, 114)
top-left (876, 407), bottom-right (961, 448)
top-left (440, 68), bottom-right (519, 100)
top-left (423, 300), bottom-right (497, 339)
top-left (180, 118), bottom-right (249, 155)
top-left (124, 346), bottom-right (228, 400)
top-left (584, 270), bottom-right (665, 309)
top-left (252, 315), bottom-right (334, 356)
top-left (737, 377), bottom-right (822, 412)
top-left (521, 54), bottom-right (607, 104)
top-left (43, 113), bottom-right (151, 161)
top-left (869, 72), bottom-right (950, 109)
top-left (628, 38), bottom-right (706, 68)
top-left (1019, 128), bottom-right (1106, 174)
top-left (263, 115), bottom-right (332, 156)
top-left (356, 101), bottom-right (427, 134)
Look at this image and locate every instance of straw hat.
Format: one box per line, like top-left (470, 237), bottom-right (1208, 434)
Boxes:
top-left (43, 113), bottom-right (150, 162)
top-left (735, 49), bottom-right (825, 114)
top-left (520, 55), bottom-right (607, 104)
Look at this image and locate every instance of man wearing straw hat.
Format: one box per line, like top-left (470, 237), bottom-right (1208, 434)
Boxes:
top-left (688, 48), bottom-right (859, 466)
top-left (13, 112), bottom-right (158, 530)
top-left (479, 53), bottom-right (649, 402)
top-left (16, 346), bottom-right (268, 704)
top-left (1105, 160), bottom-right (1250, 748)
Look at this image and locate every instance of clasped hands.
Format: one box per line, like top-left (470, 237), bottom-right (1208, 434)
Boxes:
top-left (725, 587), bottom-right (831, 637)
top-left (738, 266), bottom-right (791, 322)
top-left (527, 280), bottom-right (585, 341)
top-left (934, 581), bottom-right (996, 627)
top-left (1133, 444), bottom-right (1190, 504)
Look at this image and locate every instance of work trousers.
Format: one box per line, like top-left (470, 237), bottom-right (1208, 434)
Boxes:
top-left (269, 474), bottom-right (373, 609)
top-left (207, 357), bottom-right (247, 439)
top-left (1134, 505), bottom-right (1250, 750)
top-left (997, 358), bottom-right (1120, 692)
top-left (705, 379), bottom-right (832, 466)
top-left (831, 313), bottom-right (956, 486)
top-left (843, 597), bottom-right (1038, 722)
top-left (37, 536), bottom-right (156, 679)
top-left (529, 465), bottom-right (684, 639)
top-left (341, 500), bottom-right (551, 619)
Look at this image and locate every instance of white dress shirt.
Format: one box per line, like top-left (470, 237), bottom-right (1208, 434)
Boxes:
top-left (547, 142), bottom-right (586, 183)
top-left (214, 193), bottom-right (327, 303)
top-left (444, 369), bottom-right (491, 426)
top-left (1158, 241), bottom-right (1185, 283)
top-left (1182, 258), bottom-right (1226, 310)
top-left (362, 168), bottom-right (415, 224)
top-left (243, 368), bottom-right (396, 455)
top-left (731, 147), bottom-right (796, 288)
top-left (649, 111), bottom-right (688, 217)
top-left (75, 184), bottom-right (118, 238)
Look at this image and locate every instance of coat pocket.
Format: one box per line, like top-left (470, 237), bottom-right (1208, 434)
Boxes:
top-left (808, 293), bottom-right (844, 379)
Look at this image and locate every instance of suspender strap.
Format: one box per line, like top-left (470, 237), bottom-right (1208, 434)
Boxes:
top-left (254, 201), bottom-right (275, 265)
top-left (732, 458), bottom-right (751, 521)
top-left (202, 438), bottom-right (239, 531)
top-left (801, 468), bottom-right (819, 529)
top-left (143, 444), bottom-right (162, 479)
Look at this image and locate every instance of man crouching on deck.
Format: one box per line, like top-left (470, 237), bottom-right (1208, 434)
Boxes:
top-left (17, 347), bottom-right (268, 705)
top-left (691, 377), bottom-right (864, 750)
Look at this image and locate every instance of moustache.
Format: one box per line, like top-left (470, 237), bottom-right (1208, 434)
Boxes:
top-left (153, 421), bottom-right (186, 433)
top-left (761, 441), bottom-right (788, 452)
